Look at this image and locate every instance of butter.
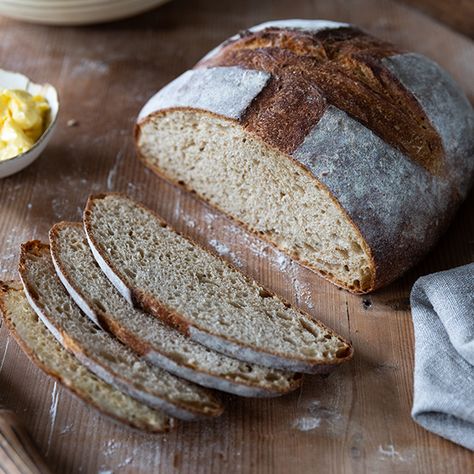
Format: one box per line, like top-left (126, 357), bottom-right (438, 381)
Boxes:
top-left (0, 89), bottom-right (50, 161)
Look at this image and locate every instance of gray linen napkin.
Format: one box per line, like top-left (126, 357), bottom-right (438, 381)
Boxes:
top-left (410, 263), bottom-right (474, 451)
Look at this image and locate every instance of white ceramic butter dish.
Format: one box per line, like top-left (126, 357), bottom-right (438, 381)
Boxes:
top-left (0, 69), bottom-right (59, 179)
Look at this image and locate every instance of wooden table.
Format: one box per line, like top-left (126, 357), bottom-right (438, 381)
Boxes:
top-left (0, 0), bottom-right (473, 472)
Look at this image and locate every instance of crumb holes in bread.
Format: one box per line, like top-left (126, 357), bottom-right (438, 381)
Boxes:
top-left (265, 373), bottom-right (280, 382)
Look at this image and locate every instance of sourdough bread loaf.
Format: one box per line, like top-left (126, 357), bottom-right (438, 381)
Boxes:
top-left (18, 241), bottom-right (224, 421)
top-left (135, 19), bottom-right (474, 293)
top-left (83, 193), bottom-right (352, 373)
top-left (0, 281), bottom-right (171, 433)
top-left (50, 222), bottom-right (302, 397)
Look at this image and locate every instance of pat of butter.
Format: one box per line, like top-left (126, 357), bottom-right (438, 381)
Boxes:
top-left (0, 89), bottom-right (50, 162)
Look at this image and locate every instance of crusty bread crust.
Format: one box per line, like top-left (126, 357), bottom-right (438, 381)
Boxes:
top-left (0, 281), bottom-right (172, 433)
top-left (50, 222), bottom-right (302, 397)
top-left (84, 193), bottom-right (353, 374)
top-left (18, 241), bottom-right (224, 421)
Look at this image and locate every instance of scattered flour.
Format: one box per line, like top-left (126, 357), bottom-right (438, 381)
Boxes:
top-left (275, 252), bottom-right (291, 271)
top-left (203, 211), bottom-right (216, 226)
top-left (379, 444), bottom-right (406, 461)
top-left (1, 225), bottom-right (38, 277)
top-left (52, 197), bottom-right (71, 220)
top-left (117, 457), bottom-right (133, 468)
top-left (107, 150), bottom-right (124, 191)
top-left (182, 214), bottom-right (196, 228)
top-left (72, 58), bottom-right (110, 77)
top-left (173, 198), bottom-right (181, 221)
top-left (292, 274), bottom-right (314, 310)
top-left (245, 238), bottom-right (269, 259)
top-left (208, 239), bottom-right (243, 268)
top-left (293, 416), bottom-right (321, 431)
top-left (127, 181), bottom-right (138, 194)
top-left (293, 400), bottom-right (345, 436)
top-left (209, 239), bottom-right (230, 256)
top-left (0, 338), bottom-right (10, 374)
top-left (46, 382), bottom-right (60, 456)
top-left (59, 424), bottom-right (74, 436)
top-left (104, 440), bottom-right (120, 456)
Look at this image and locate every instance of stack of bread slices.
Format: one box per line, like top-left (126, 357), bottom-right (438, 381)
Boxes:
top-left (0, 193), bottom-right (352, 432)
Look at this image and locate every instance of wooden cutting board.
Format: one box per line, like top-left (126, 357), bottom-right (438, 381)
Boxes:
top-left (0, 0), bottom-right (473, 472)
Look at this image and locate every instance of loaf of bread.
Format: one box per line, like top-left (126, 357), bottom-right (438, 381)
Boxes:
top-left (135, 19), bottom-right (474, 293)
top-left (0, 281), bottom-right (171, 433)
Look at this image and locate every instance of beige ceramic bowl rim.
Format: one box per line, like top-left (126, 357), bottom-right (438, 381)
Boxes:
top-left (0, 0), bottom-right (171, 26)
top-left (0, 69), bottom-right (59, 167)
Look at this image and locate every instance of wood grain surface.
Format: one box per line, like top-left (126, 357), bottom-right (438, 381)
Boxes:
top-left (0, 409), bottom-right (52, 474)
top-left (0, 0), bottom-right (473, 473)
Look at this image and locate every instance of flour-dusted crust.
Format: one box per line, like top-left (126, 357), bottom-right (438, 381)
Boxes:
top-left (137, 67), bottom-right (271, 121)
top-left (293, 106), bottom-right (449, 287)
top-left (136, 19), bottom-right (474, 293)
top-left (50, 222), bottom-right (303, 397)
top-left (19, 241), bottom-right (224, 421)
top-left (0, 281), bottom-right (172, 433)
top-left (382, 53), bottom-right (474, 198)
top-left (84, 193), bottom-right (353, 374)
top-left (248, 19), bottom-right (350, 33)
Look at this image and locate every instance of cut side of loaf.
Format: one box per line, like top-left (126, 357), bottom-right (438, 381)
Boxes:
top-left (18, 241), bottom-right (223, 421)
top-left (84, 193), bottom-right (353, 374)
top-left (136, 20), bottom-right (474, 293)
top-left (50, 222), bottom-right (301, 397)
top-left (0, 281), bottom-right (171, 433)
top-left (138, 110), bottom-right (372, 292)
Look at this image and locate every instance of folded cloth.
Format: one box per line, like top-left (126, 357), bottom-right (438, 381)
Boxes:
top-left (410, 263), bottom-right (474, 451)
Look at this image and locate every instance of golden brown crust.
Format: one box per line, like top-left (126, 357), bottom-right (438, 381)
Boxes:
top-left (84, 193), bottom-right (354, 370)
top-left (0, 281), bottom-right (171, 433)
top-left (199, 26), bottom-right (444, 175)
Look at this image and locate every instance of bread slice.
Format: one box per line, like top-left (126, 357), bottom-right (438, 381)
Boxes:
top-left (84, 193), bottom-right (353, 373)
top-left (0, 281), bottom-right (171, 433)
top-left (50, 222), bottom-right (302, 397)
top-left (18, 241), bottom-right (223, 421)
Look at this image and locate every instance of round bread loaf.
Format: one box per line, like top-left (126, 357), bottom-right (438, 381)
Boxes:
top-left (135, 19), bottom-right (474, 293)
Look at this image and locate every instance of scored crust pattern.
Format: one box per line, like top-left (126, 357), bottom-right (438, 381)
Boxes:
top-left (199, 25), bottom-right (444, 174)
